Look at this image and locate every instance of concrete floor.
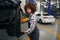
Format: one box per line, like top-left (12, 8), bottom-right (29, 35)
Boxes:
top-left (0, 19), bottom-right (60, 40)
top-left (37, 23), bottom-right (57, 40)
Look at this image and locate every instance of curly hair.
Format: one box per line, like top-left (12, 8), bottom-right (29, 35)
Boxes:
top-left (24, 2), bottom-right (36, 14)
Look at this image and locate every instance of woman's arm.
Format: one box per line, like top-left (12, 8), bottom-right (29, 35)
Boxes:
top-left (25, 14), bottom-right (36, 34)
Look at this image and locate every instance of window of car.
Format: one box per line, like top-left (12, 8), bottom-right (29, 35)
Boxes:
top-left (36, 14), bottom-right (41, 16)
top-left (43, 14), bottom-right (50, 16)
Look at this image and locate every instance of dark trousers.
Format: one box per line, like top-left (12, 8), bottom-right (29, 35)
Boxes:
top-left (28, 27), bottom-right (39, 40)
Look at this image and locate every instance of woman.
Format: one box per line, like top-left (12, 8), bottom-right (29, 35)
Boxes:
top-left (24, 2), bottom-right (39, 40)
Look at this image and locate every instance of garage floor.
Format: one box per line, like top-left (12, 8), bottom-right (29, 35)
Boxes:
top-left (0, 19), bottom-right (60, 40)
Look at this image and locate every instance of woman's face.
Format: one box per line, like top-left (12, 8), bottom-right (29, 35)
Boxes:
top-left (26, 8), bottom-right (32, 14)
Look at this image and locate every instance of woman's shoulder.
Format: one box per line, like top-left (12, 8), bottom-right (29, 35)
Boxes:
top-left (31, 11), bottom-right (40, 17)
top-left (34, 11), bottom-right (40, 15)
top-left (32, 11), bottom-right (40, 16)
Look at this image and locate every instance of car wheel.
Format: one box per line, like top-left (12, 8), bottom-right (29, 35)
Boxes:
top-left (39, 19), bottom-right (42, 23)
top-left (37, 21), bottom-right (40, 23)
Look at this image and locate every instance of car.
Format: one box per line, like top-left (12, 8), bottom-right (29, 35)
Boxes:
top-left (36, 11), bottom-right (55, 23)
top-left (21, 17), bottom-right (29, 23)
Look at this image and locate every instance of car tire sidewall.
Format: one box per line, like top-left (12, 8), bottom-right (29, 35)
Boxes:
top-left (39, 19), bottom-right (42, 23)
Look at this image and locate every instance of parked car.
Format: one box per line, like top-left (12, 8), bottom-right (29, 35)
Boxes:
top-left (36, 12), bottom-right (55, 23)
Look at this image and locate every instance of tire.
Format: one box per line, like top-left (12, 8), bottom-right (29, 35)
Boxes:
top-left (37, 21), bottom-right (40, 23)
top-left (39, 19), bottom-right (42, 23)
